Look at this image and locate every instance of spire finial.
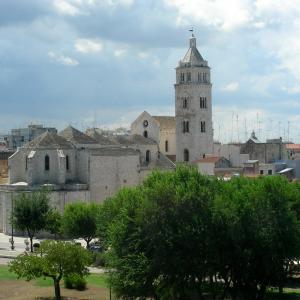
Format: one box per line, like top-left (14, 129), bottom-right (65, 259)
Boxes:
top-left (189, 28), bottom-right (196, 48)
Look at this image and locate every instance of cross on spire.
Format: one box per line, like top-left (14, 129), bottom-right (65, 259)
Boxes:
top-left (189, 28), bottom-right (194, 37)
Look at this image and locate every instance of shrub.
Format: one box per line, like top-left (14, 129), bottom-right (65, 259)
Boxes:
top-left (64, 274), bottom-right (87, 291)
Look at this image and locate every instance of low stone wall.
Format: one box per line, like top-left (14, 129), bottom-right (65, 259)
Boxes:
top-left (0, 184), bottom-right (90, 235)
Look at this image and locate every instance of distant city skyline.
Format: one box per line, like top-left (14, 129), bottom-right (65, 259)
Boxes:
top-left (1, 0), bottom-right (300, 143)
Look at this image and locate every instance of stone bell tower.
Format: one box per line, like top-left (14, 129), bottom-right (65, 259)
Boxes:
top-left (175, 34), bottom-right (213, 163)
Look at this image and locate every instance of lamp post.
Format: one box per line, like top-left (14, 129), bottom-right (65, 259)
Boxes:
top-left (9, 194), bottom-right (15, 250)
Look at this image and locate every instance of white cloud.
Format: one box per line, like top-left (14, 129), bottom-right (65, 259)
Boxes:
top-left (164, 0), bottom-right (253, 31)
top-left (221, 82), bottom-right (239, 92)
top-left (75, 39), bottom-right (103, 53)
top-left (48, 51), bottom-right (79, 66)
top-left (53, 0), bottom-right (81, 16)
top-left (114, 49), bottom-right (126, 57)
top-left (138, 52), bottom-right (149, 59)
top-left (281, 85), bottom-right (300, 95)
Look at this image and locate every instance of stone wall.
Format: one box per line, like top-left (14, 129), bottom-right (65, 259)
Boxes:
top-left (89, 153), bottom-right (140, 202)
top-left (9, 148), bottom-right (77, 185)
top-left (131, 111), bottom-right (160, 142)
top-left (240, 141), bottom-right (283, 163)
top-left (159, 130), bottom-right (176, 156)
top-left (175, 77), bottom-right (213, 162)
top-left (0, 185), bottom-right (89, 235)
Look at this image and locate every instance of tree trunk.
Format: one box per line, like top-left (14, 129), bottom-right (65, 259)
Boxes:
top-left (29, 236), bottom-right (33, 253)
top-left (54, 279), bottom-right (61, 300)
top-left (85, 237), bottom-right (91, 249)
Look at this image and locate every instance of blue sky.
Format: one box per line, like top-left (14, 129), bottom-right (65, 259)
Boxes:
top-left (1, 0), bottom-right (300, 143)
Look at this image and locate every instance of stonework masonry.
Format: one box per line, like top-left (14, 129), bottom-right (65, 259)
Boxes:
top-left (175, 35), bottom-right (213, 162)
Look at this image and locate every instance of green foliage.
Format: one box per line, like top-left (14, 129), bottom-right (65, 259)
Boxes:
top-left (13, 190), bottom-right (51, 252)
top-left (64, 274), bottom-right (87, 290)
top-left (212, 176), bottom-right (300, 299)
top-left (101, 166), bottom-right (300, 300)
top-left (9, 240), bottom-right (92, 300)
top-left (62, 202), bottom-right (99, 248)
top-left (45, 209), bottom-right (62, 238)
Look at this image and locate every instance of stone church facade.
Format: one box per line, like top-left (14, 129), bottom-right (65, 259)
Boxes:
top-left (132, 34), bottom-right (214, 163)
top-left (0, 127), bottom-right (175, 234)
top-left (0, 34), bottom-right (213, 234)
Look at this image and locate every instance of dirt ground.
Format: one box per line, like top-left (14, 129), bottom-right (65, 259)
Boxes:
top-left (0, 280), bottom-right (111, 300)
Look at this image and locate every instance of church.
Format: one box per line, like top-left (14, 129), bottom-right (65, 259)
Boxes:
top-left (131, 34), bottom-right (213, 163)
top-left (0, 34), bottom-right (213, 234)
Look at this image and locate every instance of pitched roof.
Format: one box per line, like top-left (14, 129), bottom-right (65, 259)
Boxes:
top-left (23, 131), bottom-right (73, 150)
top-left (85, 129), bottom-right (117, 145)
top-left (89, 147), bottom-right (139, 156)
top-left (193, 156), bottom-right (223, 164)
top-left (111, 134), bottom-right (157, 145)
top-left (152, 116), bottom-right (175, 131)
top-left (286, 144), bottom-right (300, 151)
top-left (180, 36), bottom-right (206, 67)
top-left (181, 47), bottom-right (204, 65)
top-left (59, 126), bottom-right (98, 144)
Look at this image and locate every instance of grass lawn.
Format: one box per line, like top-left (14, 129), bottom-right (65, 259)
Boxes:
top-left (2, 264), bottom-right (300, 299)
top-left (0, 265), bottom-right (108, 287)
top-left (0, 265), bottom-right (111, 300)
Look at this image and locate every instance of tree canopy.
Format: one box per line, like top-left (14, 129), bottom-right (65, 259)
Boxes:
top-left (62, 202), bottom-right (99, 248)
top-left (13, 190), bottom-right (51, 252)
top-left (9, 240), bottom-right (92, 300)
top-left (100, 166), bottom-right (300, 300)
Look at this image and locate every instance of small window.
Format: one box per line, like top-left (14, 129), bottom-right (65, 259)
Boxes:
top-left (260, 170), bottom-right (264, 175)
top-left (184, 149), bottom-right (189, 162)
top-left (268, 170), bottom-right (272, 175)
top-left (146, 150), bottom-right (150, 163)
top-left (201, 121), bottom-right (206, 133)
top-left (187, 72), bottom-right (191, 82)
top-left (183, 121), bottom-right (189, 133)
top-left (200, 97), bottom-right (207, 109)
top-left (180, 73), bottom-right (185, 82)
top-left (183, 98), bottom-right (188, 109)
top-left (165, 140), bottom-right (168, 152)
top-left (45, 155), bottom-right (50, 171)
top-left (25, 156), bottom-right (28, 170)
top-left (198, 73), bottom-right (201, 82)
top-left (66, 155), bottom-right (70, 171)
top-left (144, 130), bottom-right (148, 138)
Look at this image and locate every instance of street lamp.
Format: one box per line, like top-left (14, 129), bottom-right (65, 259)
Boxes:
top-left (9, 194), bottom-right (15, 250)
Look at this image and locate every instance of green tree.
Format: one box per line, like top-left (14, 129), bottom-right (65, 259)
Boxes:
top-left (13, 190), bottom-right (50, 252)
top-left (103, 167), bottom-right (300, 300)
top-left (106, 166), bottom-right (221, 299)
top-left (62, 202), bottom-right (99, 248)
top-left (9, 240), bottom-right (92, 300)
top-left (212, 176), bottom-right (300, 299)
top-left (45, 209), bottom-right (62, 239)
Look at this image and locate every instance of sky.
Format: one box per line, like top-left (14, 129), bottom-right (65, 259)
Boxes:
top-left (1, 0), bottom-right (300, 143)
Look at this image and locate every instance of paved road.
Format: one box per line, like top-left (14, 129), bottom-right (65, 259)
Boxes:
top-left (0, 233), bottom-right (105, 274)
top-left (0, 257), bottom-right (12, 265)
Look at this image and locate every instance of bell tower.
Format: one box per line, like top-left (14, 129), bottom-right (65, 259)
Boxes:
top-left (175, 34), bottom-right (213, 163)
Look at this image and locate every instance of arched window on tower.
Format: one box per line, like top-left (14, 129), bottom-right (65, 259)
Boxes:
top-left (143, 130), bottom-right (148, 138)
top-left (146, 150), bottom-right (150, 164)
top-left (165, 140), bottom-right (168, 152)
top-left (184, 149), bottom-right (189, 162)
top-left (183, 98), bottom-right (188, 109)
top-left (66, 155), bottom-right (70, 171)
top-left (183, 121), bottom-right (189, 133)
top-left (45, 155), bottom-right (50, 171)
